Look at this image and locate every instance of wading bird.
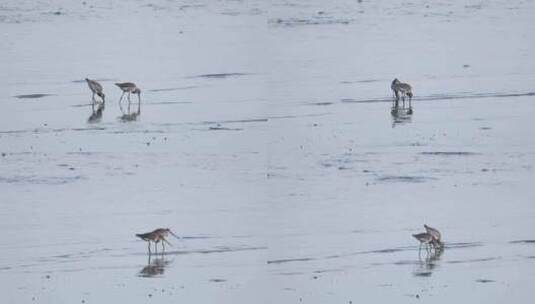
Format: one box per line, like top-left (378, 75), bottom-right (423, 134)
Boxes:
top-left (85, 78), bottom-right (105, 106)
top-left (136, 228), bottom-right (181, 254)
top-left (115, 82), bottom-right (141, 113)
top-left (412, 232), bottom-right (436, 254)
top-left (391, 78), bottom-right (413, 107)
top-left (424, 224), bottom-right (443, 248)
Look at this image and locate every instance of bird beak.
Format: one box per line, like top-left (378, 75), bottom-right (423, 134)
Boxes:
top-left (169, 230), bottom-right (181, 240)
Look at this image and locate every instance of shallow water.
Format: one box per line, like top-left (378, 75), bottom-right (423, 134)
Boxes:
top-left (1, 0), bottom-right (535, 303)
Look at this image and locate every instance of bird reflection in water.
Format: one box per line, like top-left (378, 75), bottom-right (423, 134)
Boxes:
top-left (87, 103), bottom-right (104, 123)
top-left (412, 246), bottom-right (443, 278)
top-left (119, 100), bottom-right (140, 122)
top-left (138, 254), bottom-right (172, 278)
top-left (390, 103), bottom-right (413, 128)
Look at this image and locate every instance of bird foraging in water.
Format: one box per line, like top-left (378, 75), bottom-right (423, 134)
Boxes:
top-left (115, 82), bottom-right (141, 113)
top-left (136, 228), bottom-right (181, 254)
top-left (85, 78), bottom-right (105, 106)
top-left (412, 232), bottom-right (436, 254)
top-left (391, 78), bottom-right (413, 107)
top-left (424, 224), bottom-right (442, 248)
top-left (413, 224), bottom-right (443, 255)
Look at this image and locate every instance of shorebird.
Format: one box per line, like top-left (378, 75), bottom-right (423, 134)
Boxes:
top-left (85, 78), bottom-right (105, 105)
top-left (115, 82), bottom-right (141, 113)
top-left (412, 232), bottom-right (436, 254)
top-left (391, 78), bottom-right (413, 107)
top-left (136, 228), bottom-right (181, 254)
top-left (424, 224), bottom-right (443, 247)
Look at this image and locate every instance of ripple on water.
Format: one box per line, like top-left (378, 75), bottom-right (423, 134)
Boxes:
top-left (420, 151), bottom-right (481, 156)
top-left (14, 93), bottom-right (54, 99)
top-left (192, 73), bottom-right (250, 79)
top-left (509, 240), bottom-right (535, 244)
top-left (376, 176), bottom-right (437, 183)
top-left (268, 17), bottom-right (353, 27)
top-left (0, 175), bottom-right (84, 185)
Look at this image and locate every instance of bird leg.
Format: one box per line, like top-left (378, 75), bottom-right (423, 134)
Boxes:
top-left (137, 93), bottom-right (141, 114)
top-left (147, 241), bottom-right (151, 255)
top-left (127, 93), bottom-right (131, 113)
top-left (118, 92), bottom-right (125, 112)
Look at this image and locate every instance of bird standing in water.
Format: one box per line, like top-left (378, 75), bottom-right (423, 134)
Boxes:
top-left (115, 82), bottom-right (141, 113)
top-left (391, 78), bottom-right (413, 107)
top-left (412, 224), bottom-right (444, 256)
top-left (85, 78), bottom-right (105, 106)
top-left (412, 232), bottom-right (435, 254)
top-left (136, 228), bottom-right (181, 254)
top-left (424, 224), bottom-right (443, 248)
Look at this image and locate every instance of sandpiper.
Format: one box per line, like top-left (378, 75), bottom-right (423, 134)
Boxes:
top-left (424, 224), bottom-right (443, 248)
top-left (136, 228), bottom-right (180, 254)
top-left (412, 232), bottom-right (436, 254)
top-left (115, 82), bottom-right (141, 113)
top-left (391, 78), bottom-right (413, 107)
top-left (85, 78), bottom-right (105, 105)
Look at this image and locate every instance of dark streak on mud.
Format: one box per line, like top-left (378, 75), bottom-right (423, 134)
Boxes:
top-left (447, 257), bottom-right (500, 264)
top-left (308, 102), bottom-right (333, 106)
top-left (510, 240), bottom-right (535, 244)
top-left (420, 152), bottom-right (480, 156)
top-left (413, 272), bottom-right (432, 277)
top-left (192, 73), bottom-right (250, 79)
top-left (0, 175), bottom-right (84, 185)
top-left (267, 257), bottom-right (315, 264)
top-left (14, 93), bottom-right (54, 99)
top-left (376, 176), bottom-right (437, 183)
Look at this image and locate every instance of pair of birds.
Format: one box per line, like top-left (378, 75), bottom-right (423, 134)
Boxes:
top-left (136, 228), bottom-right (181, 254)
top-left (413, 224), bottom-right (443, 252)
top-left (391, 78), bottom-right (413, 106)
top-left (85, 78), bottom-right (141, 111)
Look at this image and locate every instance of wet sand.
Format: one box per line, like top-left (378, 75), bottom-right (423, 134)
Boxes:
top-left (1, 0), bottom-right (535, 303)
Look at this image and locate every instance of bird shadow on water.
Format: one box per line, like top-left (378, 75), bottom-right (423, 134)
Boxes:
top-left (390, 103), bottom-right (413, 128)
top-left (138, 254), bottom-right (173, 278)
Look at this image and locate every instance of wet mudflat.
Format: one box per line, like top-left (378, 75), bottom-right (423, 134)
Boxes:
top-left (1, 0), bottom-right (535, 303)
